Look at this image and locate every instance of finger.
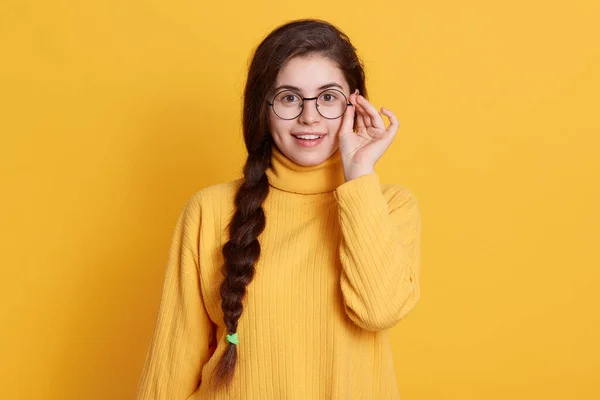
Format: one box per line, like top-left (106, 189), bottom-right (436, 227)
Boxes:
top-left (357, 95), bottom-right (385, 129)
top-left (356, 108), bottom-right (367, 131)
top-left (350, 93), bottom-right (367, 130)
top-left (339, 94), bottom-right (356, 134)
top-left (381, 107), bottom-right (400, 135)
top-left (381, 107), bottom-right (399, 131)
top-left (355, 102), bottom-right (373, 128)
top-left (352, 94), bottom-right (371, 129)
top-left (354, 101), bottom-right (370, 129)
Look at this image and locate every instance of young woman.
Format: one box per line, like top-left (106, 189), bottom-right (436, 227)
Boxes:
top-left (136, 18), bottom-right (421, 399)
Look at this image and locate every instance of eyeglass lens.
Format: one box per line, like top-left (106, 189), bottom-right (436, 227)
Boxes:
top-left (271, 89), bottom-right (348, 120)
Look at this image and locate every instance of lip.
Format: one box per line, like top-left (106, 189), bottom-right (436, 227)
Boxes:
top-left (291, 132), bottom-right (327, 137)
top-left (291, 133), bottom-right (327, 148)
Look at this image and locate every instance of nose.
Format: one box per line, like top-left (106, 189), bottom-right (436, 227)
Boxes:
top-left (298, 99), bottom-right (320, 124)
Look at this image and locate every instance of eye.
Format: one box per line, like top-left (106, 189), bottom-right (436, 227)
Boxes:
top-left (319, 92), bottom-right (338, 102)
top-left (277, 91), bottom-right (301, 104)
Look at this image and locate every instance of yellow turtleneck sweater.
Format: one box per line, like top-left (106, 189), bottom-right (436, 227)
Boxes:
top-left (136, 145), bottom-right (421, 399)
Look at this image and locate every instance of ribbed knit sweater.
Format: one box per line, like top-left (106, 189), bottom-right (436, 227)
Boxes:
top-left (136, 144), bottom-right (421, 399)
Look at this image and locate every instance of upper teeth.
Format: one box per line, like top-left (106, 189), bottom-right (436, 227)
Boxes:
top-left (296, 135), bottom-right (322, 139)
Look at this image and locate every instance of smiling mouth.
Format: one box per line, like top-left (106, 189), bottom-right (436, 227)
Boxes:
top-left (291, 133), bottom-right (327, 139)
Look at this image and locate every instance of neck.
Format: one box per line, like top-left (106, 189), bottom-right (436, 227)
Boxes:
top-left (265, 144), bottom-right (346, 194)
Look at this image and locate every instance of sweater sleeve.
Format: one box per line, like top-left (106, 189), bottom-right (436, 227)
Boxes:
top-left (136, 195), bottom-right (216, 399)
top-left (333, 173), bottom-right (421, 331)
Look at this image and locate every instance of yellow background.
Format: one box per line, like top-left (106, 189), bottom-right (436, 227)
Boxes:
top-left (1, 0), bottom-right (599, 399)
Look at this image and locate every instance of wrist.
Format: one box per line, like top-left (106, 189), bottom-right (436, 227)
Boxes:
top-left (344, 168), bottom-right (375, 182)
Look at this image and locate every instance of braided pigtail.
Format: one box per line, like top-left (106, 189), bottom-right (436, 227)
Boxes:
top-left (210, 140), bottom-right (272, 389)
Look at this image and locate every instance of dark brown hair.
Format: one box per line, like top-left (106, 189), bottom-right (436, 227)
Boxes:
top-left (210, 18), bottom-right (368, 390)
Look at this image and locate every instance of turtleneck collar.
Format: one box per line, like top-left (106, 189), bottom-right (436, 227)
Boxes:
top-left (265, 144), bottom-right (346, 194)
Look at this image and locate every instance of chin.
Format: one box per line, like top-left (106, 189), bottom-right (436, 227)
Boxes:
top-left (272, 134), bottom-right (339, 166)
top-left (288, 145), bottom-right (338, 167)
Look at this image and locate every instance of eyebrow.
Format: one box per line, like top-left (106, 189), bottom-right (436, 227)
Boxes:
top-left (273, 82), bottom-right (345, 93)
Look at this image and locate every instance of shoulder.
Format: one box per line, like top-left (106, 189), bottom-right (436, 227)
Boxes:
top-left (335, 173), bottom-right (419, 222)
top-left (191, 177), bottom-right (243, 204)
top-left (335, 173), bottom-right (419, 212)
top-left (181, 177), bottom-right (244, 219)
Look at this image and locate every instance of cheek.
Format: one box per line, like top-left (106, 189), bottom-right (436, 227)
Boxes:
top-left (326, 119), bottom-right (344, 135)
top-left (268, 113), bottom-right (293, 136)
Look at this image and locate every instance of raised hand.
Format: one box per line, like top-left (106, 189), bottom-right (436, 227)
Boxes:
top-left (337, 89), bottom-right (400, 181)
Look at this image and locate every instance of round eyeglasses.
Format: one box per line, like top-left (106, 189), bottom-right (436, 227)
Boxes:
top-left (267, 88), bottom-right (352, 120)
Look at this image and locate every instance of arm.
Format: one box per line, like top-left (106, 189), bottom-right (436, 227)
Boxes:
top-left (136, 195), bottom-right (216, 399)
top-left (334, 173), bottom-right (421, 331)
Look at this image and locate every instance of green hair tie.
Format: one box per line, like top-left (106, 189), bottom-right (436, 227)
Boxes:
top-left (226, 332), bottom-right (239, 345)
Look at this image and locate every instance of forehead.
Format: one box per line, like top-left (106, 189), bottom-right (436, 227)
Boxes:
top-left (275, 54), bottom-right (349, 93)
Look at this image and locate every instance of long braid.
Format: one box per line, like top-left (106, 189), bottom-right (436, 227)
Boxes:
top-left (211, 139), bottom-right (272, 389)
